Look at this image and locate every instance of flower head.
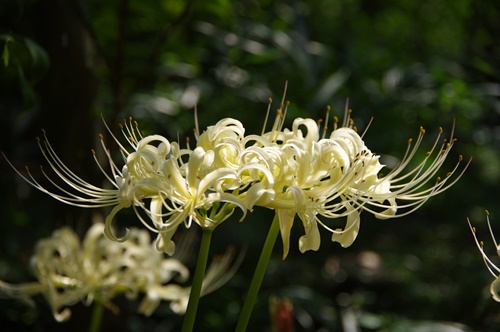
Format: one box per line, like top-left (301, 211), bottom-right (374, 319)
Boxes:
top-left (0, 222), bottom-right (242, 321)
top-left (240, 99), bottom-right (469, 258)
top-left (143, 144), bottom-right (247, 254)
top-left (4, 116), bottom-right (247, 255)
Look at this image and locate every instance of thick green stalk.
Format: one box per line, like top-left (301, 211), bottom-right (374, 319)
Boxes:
top-left (235, 212), bottom-right (280, 332)
top-left (181, 228), bottom-right (213, 332)
top-left (88, 291), bottom-right (104, 332)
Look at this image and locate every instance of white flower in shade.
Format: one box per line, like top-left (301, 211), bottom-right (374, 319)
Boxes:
top-left (468, 211), bottom-right (500, 302)
top-left (4, 117), bottom-right (247, 255)
top-left (239, 108), bottom-right (369, 257)
top-left (0, 223), bottom-right (242, 321)
top-left (102, 119), bottom-right (247, 255)
top-left (241, 100), bottom-right (469, 258)
top-left (142, 145), bottom-right (247, 254)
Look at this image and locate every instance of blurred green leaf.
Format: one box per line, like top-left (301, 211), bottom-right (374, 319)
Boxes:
top-left (2, 35), bottom-right (14, 67)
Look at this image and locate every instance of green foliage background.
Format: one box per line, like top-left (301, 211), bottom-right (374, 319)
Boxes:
top-left (1, 0), bottom-right (499, 331)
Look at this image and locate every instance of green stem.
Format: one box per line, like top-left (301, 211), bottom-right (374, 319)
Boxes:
top-left (235, 212), bottom-right (280, 332)
top-left (181, 228), bottom-right (213, 332)
top-left (88, 291), bottom-right (104, 332)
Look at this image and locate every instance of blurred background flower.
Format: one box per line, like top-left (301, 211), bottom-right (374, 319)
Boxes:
top-left (1, 0), bottom-right (499, 331)
top-left (0, 222), bottom-right (193, 322)
top-left (0, 219), bottom-right (242, 331)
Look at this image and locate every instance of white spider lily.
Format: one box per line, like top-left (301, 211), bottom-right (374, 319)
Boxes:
top-left (0, 223), bottom-right (189, 321)
top-left (127, 116), bottom-right (250, 255)
top-left (241, 100), bottom-right (469, 258)
top-left (141, 146), bottom-right (247, 254)
top-left (0, 223), bottom-right (242, 321)
top-left (468, 211), bottom-right (500, 302)
top-left (4, 117), bottom-right (248, 255)
top-left (103, 134), bottom-right (178, 244)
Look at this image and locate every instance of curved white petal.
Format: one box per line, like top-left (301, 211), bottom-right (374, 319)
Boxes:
top-left (331, 207), bottom-right (360, 248)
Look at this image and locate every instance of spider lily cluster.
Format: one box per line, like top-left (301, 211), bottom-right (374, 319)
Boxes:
top-left (0, 223), bottom-right (240, 321)
top-left (6, 98), bottom-right (469, 259)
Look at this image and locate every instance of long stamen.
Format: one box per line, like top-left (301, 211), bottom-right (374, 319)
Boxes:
top-left (97, 135), bottom-right (123, 177)
top-left (468, 215), bottom-right (500, 277)
top-left (36, 136), bottom-right (117, 199)
top-left (280, 81), bottom-right (288, 110)
top-left (194, 104), bottom-right (200, 140)
top-left (100, 113), bottom-right (132, 156)
top-left (342, 98), bottom-right (350, 128)
top-left (279, 101), bottom-right (290, 132)
top-left (201, 245), bottom-right (246, 295)
top-left (360, 116), bottom-right (373, 139)
top-left (321, 105), bottom-right (331, 139)
top-left (485, 210), bottom-right (500, 251)
top-left (261, 98), bottom-right (272, 136)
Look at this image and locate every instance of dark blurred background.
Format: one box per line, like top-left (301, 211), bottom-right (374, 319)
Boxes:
top-left (1, 0), bottom-right (499, 331)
